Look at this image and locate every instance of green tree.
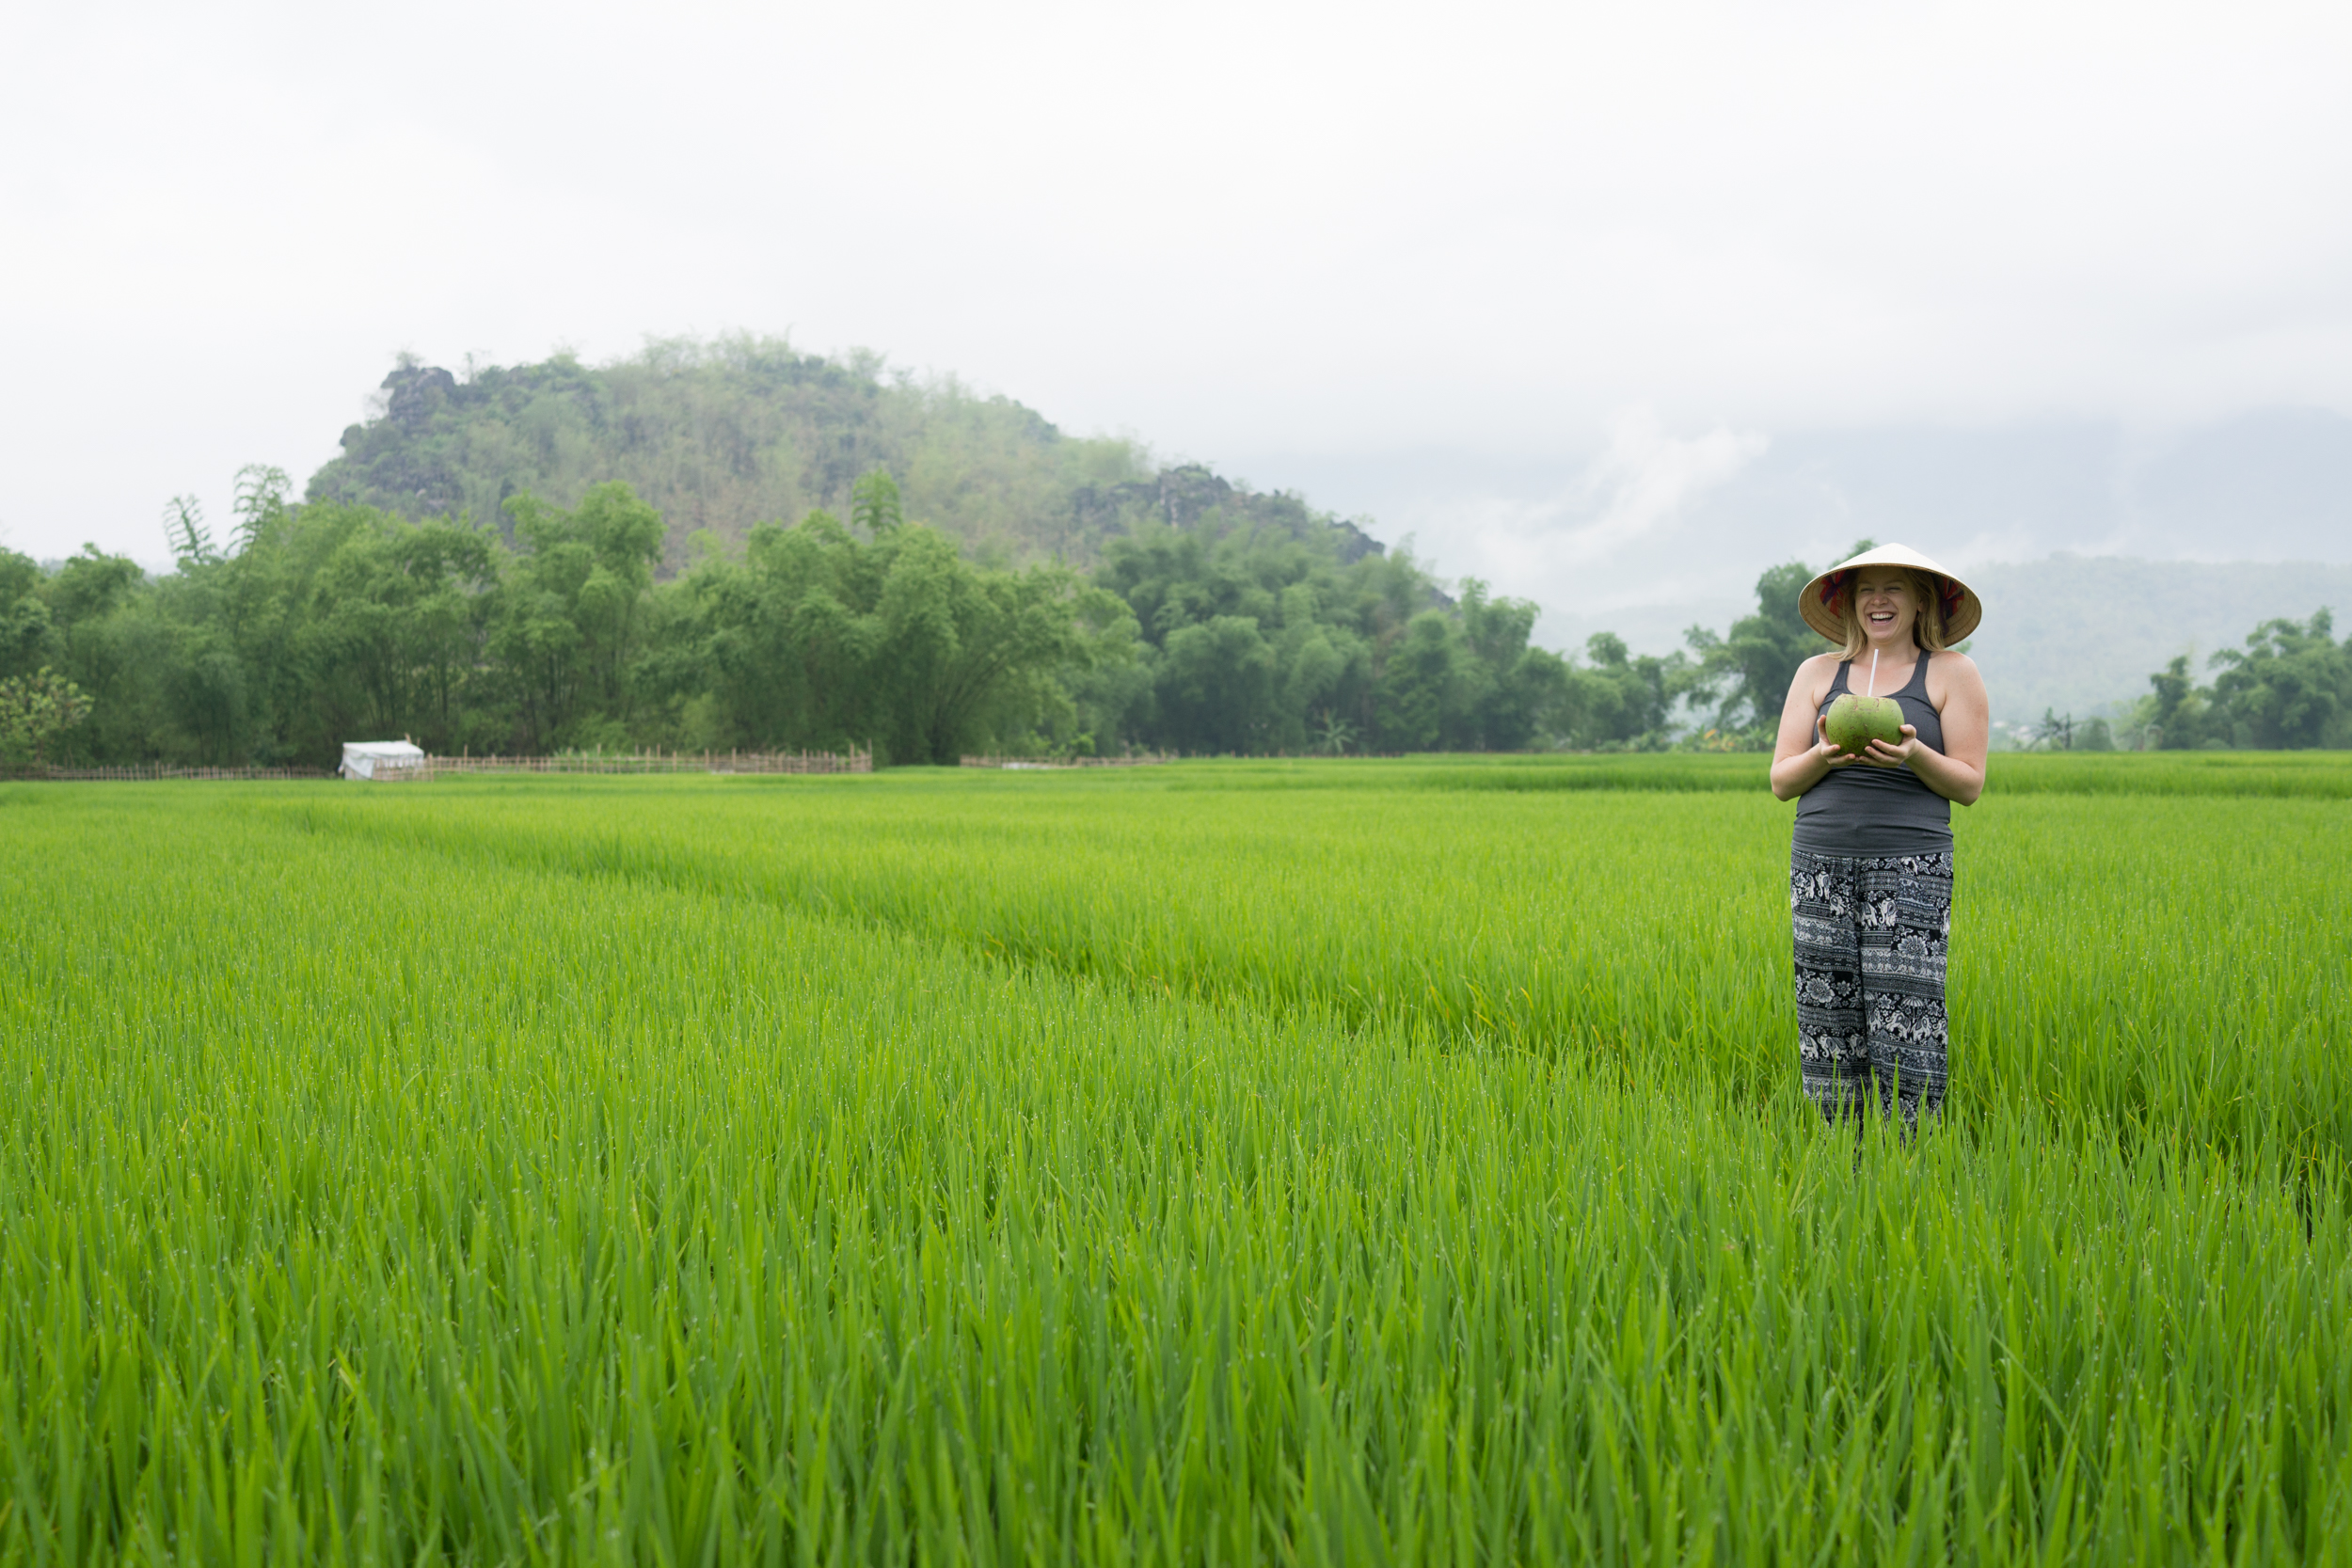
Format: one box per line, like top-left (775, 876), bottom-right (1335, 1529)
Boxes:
top-left (850, 467), bottom-right (904, 535)
top-left (869, 529), bottom-right (1120, 764)
top-left (41, 547), bottom-right (171, 763)
top-left (230, 464), bottom-right (293, 553)
top-left (1452, 580), bottom-right (1568, 752)
top-left (1557, 633), bottom-right (1692, 751)
top-left (1688, 559), bottom-right (1838, 738)
top-left (1375, 611), bottom-right (1463, 752)
top-left (162, 495), bottom-right (216, 567)
top-left (1312, 708), bottom-right (1357, 755)
top-left (1157, 615), bottom-right (1280, 752)
top-left (495, 482), bottom-right (665, 750)
top-left (1095, 512), bottom-right (1456, 754)
top-left (2207, 610), bottom-right (2346, 749)
top-left (1685, 546), bottom-right (1870, 744)
top-left (2143, 654), bottom-right (2217, 750)
top-left (679, 486), bottom-right (1132, 764)
top-left (298, 513), bottom-right (501, 752)
top-left (0, 667), bottom-right (91, 768)
top-left (0, 549), bottom-right (56, 680)
top-left (681, 509), bottom-right (882, 753)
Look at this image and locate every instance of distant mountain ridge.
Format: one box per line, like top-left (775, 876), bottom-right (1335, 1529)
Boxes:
top-left (1957, 555), bottom-right (2352, 730)
top-left (307, 337), bottom-right (1395, 573)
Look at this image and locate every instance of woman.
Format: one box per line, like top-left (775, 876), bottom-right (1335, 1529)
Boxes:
top-left (1769, 545), bottom-right (1989, 1128)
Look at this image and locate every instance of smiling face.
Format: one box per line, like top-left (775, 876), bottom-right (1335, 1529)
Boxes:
top-left (1850, 569), bottom-right (1919, 650)
top-left (1827, 567), bottom-right (1942, 665)
top-left (1820, 560), bottom-right (1955, 661)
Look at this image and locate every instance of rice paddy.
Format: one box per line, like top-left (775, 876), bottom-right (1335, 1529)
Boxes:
top-left (3, 754), bottom-right (2347, 1563)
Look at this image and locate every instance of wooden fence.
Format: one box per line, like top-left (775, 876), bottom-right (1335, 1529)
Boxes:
top-left (4, 750), bottom-right (870, 782)
top-left (414, 748), bottom-right (871, 778)
top-left (1, 765), bottom-right (331, 782)
top-left (960, 754), bottom-right (1173, 769)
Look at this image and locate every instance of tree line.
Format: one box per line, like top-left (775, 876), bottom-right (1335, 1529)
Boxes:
top-left (2091, 610), bottom-right (2349, 750)
top-left (0, 467), bottom-right (1714, 769)
top-left (7, 483), bottom-right (2344, 768)
top-left (2010, 613), bottom-right (2346, 752)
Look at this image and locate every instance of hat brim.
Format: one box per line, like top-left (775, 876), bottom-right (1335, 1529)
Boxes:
top-left (1799, 546), bottom-right (1981, 646)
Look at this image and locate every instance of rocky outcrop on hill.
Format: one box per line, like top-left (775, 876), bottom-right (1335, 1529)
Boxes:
top-left (1072, 464), bottom-right (1389, 561)
top-left (305, 342), bottom-right (1398, 578)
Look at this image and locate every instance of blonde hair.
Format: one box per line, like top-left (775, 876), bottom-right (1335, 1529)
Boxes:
top-left (1826, 567), bottom-right (1949, 661)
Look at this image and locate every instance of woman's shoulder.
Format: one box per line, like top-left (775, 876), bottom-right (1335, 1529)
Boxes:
top-left (1925, 647), bottom-right (1986, 699)
top-left (1787, 651), bottom-right (1843, 706)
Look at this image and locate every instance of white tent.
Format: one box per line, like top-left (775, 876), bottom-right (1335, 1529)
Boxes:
top-left (339, 740), bottom-right (427, 781)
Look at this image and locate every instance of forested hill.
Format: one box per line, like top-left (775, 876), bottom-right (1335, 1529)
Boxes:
top-left (6, 338), bottom-right (2342, 769)
top-left (309, 338), bottom-right (1389, 572)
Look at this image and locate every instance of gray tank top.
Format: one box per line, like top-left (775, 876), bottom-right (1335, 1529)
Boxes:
top-left (1792, 651), bottom-right (1953, 853)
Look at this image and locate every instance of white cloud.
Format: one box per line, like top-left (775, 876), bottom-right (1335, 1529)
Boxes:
top-left (1565, 410), bottom-right (1771, 565)
top-left (1424, 409), bottom-right (1768, 607)
top-left (1354, 411), bottom-right (1767, 656)
top-left (4, 0), bottom-right (2350, 569)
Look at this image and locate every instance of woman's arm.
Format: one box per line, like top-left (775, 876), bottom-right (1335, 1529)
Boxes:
top-left (1769, 655), bottom-right (1857, 801)
top-left (1857, 651), bottom-right (1989, 805)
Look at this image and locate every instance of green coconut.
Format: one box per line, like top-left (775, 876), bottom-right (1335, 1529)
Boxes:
top-left (1824, 692), bottom-right (1904, 756)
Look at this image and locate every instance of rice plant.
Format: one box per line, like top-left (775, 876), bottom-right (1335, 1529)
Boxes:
top-left (1, 758), bottom-right (2346, 1562)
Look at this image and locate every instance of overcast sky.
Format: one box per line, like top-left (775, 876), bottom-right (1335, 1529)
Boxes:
top-left (8, 0), bottom-right (2350, 644)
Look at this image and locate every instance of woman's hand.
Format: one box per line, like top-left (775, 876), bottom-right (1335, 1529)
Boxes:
top-left (1858, 723), bottom-right (1919, 768)
top-left (1814, 717), bottom-right (1864, 770)
top-left (1771, 653), bottom-right (1867, 801)
top-left (1774, 649), bottom-right (1988, 806)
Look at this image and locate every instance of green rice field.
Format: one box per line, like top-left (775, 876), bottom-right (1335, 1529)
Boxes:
top-left (3, 753), bottom-right (2348, 1563)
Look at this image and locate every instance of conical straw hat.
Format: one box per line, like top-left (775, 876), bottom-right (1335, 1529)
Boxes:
top-left (1798, 544), bottom-right (1981, 645)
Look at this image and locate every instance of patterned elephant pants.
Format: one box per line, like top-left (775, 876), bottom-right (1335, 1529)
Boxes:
top-left (1789, 846), bottom-right (1953, 1126)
